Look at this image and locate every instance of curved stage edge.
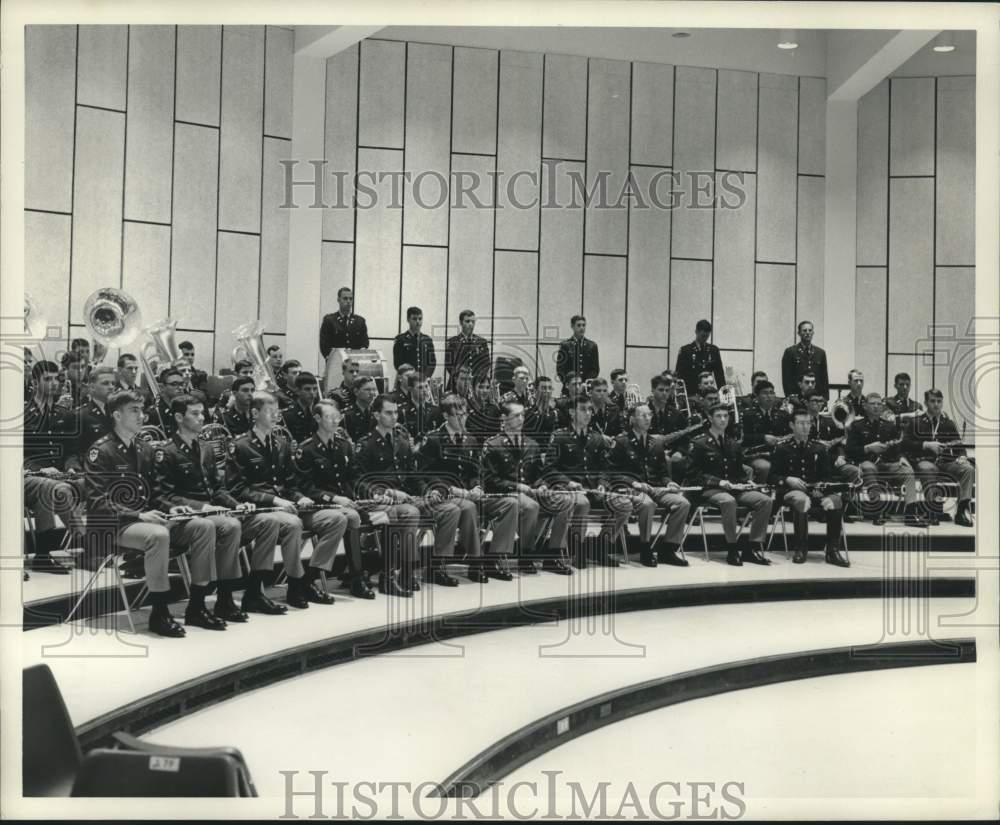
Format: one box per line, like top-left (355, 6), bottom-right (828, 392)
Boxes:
top-left (72, 575), bottom-right (974, 751)
top-left (434, 637), bottom-right (978, 798)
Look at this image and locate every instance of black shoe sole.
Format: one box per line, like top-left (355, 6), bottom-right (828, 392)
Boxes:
top-left (185, 617), bottom-right (228, 630)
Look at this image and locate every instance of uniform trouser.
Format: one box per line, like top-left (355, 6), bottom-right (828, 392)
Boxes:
top-left (537, 491), bottom-right (589, 553)
top-left (446, 497), bottom-right (482, 560)
top-left (859, 460), bottom-right (919, 505)
top-left (915, 459), bottom-right (975, 502)
top-left (243, 511), bottom-right (304, 578)
top-left (635, 489), bottom-right (691, 544)
top-left (201, 514), bottom-right (242, 581)
top-left (586, 490), bottom-right (633, 539)
top-left (116, 518), bottom-right (214, 593)
top-left (416, 499), bottom-right (461, 562)
top-left (315, 506), bottom-right (364, 574)
top-left (24, 475), bottom-right (84, 548)
top-left (750, 458), bottom-right (771, 484)
top-left (782, 491), bottom-right (843, 549)
top-left (369, 503), bottom-right (420, 569)
top-left (482, 494), bottom-right (537, 557)
top-left (299, 509), bottom-right (349, 572)
top-left (698, 489), bottom-right (773, 544)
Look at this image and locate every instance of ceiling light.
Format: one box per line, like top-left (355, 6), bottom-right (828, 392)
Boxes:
top-left (671, 31), bottom-right (691, 39)
top-left (777, 29), bottom-right (798, 50)
top-left (933, 32), bottom-right (955, 53)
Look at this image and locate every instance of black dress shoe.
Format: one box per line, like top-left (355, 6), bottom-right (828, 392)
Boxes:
top-left (466, 566), bottom-right (489, 583)
top-left (542, 559), bottom-right (573, 575)
top-left (904, 515), bottom-right (929, 528)
top-left (286, 587), bottom-right (310, 609)
top-left (28, 556), bottom-right (72, 574)
top-left (741, 547), bottom-right (771, 566)
top-left (727, 549), bottom-right (743, 567)
top-left (214, 601), bottom-right (249, 623)
top-left (572, 554), bottom-right (589, 570)
top-left (378, 572), bottom-right (412, 597)
top-left (350, 576), bottom-right (377, 599)
top-left (430, 569), bottom-right (460, 587)
top-left (303, 581), bottom-right (335, 604)
top-left (518, 559), bottom-right (539, 574)
top-left (149, 612), bottom-right (186, 638)
top-left (185, 607), bottom-right (227, 630)
top-left (872, 515), bottom-right (887, 526)
top-left (402, 574), bottom-right (421, 592)
top-left (955, 511), bottom-right (974, 527)
top-left (659, 548), bottom-right (689, 567)
top-left (484, 562), bottom-right (513, 581)
top-left (639, 550), bottom-right (657, 568)
top-left (937, 512), bottom-right (953, 522)
top-left (825, 548), bottom-right (850, 568)
top-left (242, 594), bottom-right (288, 615)
top-left (792, 547), bottom-right (808, 564)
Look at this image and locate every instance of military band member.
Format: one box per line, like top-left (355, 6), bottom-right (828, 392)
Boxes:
top-left (145, 367), bottom-right (187, 436)
top-left (282, 372), bottom-right (321, 445)
top-left (781, 320), bottom-right (829, 399)
top-left (326, 357), bottom-right (361, 409)
top-left (23, 360), bottom-right (83, 573)
top-left (320, 287), bottom-right (370, 390)
top-left (452, 364), bottom-right (476, 404)
top-left (689, 403), bottom-right (773, 567)
top-left (588, 378), bottom-right (624, 438)
top-left (57, 351), bottom-right (90, 409)
top-left (609, 403), bottom-right (691, 568)
top-left (466, 373), bottom-right (501, 441)
top-left (274, 359), bottom-right (302, 410)
top-left (805, 391), bottom-right (862, 487)
top-left (903, 389), bottom-right (975, 527)
top-left (524, 375), bottom-right (560, 450)
top-left (115, 353), bottom-right (152, 403)
top-left (647, 375), bottom-right (686, 436)
top-left (445, 310), bottom-right (491, 390)
top-left (843, 369), bottom-right (867, 418)
top-left (213, 376), bottom-right (256, 436)
top-left (768, 408), bottom-right (849, 567)
top-left (65, 366), bottom-right (117, 472)
top-left (501, 365), bottom-right (533, 408)
top-left (885, 372), bottom-right (924, 419)
top-left (344, 377), bottom-right (378, 442)
top-left (782, 371), bottom-right (818, 414)
top-left (675, 319), bottom-right (725, 397)
top-left (229, 392), bottom-right (334, 610)
top-left (83, 391), bottom-right (215, 637)
top-left (555, 372), bottom-right (586, 427)
top-left (393, 306), bottom-right (437, 378)
top-left (390, 364), bottom-right (415, 405)
top-left (741, 381), bottom-right (791, 482)
top-left (266, 344), bottom-right (283, 374)
top-left (557, 315), bottom-right (600, 383)
top-left (845, 393), bottom-right (925, 526)
top-left (738, 371), bottom-right (768, 412)
top-left (397, 372), bottom-right (443, 443)
top-left (154, 394), bottom-right (260, 624)
top-left (232, 360), bottom-right (255, 380)
top-left (609, 369), bottom-right (630, 413)
top-left (178, 341), bottom-right (209, 395)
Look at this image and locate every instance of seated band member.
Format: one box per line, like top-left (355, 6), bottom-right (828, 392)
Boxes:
top-left (588, 378), bottom-right (624, 439)
top-left (23, 360), bottom-right (84, 574)
top-left (525, 375), bottom-right (560, 450)
top-left (741, 381), bottom-right (791, 482)
top-left (608, 369), bottom-right (630, 413)
top-left (689, 403), bottom-right (773, 567)
top-left (465, 373), bottom-right (502, 441)
top-left (397, 372), bottom-right (443, 444)
top-left (291, 400), bottom-right (376, 599)
top-left (177, 341), bottom-right (209, 395)
top-left (885, 372), bottom-right (924, 418)
top-left (609, 403), bottom-right (691, 567)
top-left (282, 371), bottom-right (321, 445)
top-left (452, 364), bottom-right (476, 404)
top-left (738, 371), bottom-right (768, 413)
top-left (344, 376), bottom-right (378, 442)
top-left (213, 375), bottom-right (255, 436)
top-left (846, 392), bottom-right (925, 526)
top-left (274, 359), bottom-right (301, 410)
top-left (326, 358), bottom-right (361, 409)
top-left (154, 395), bottom-right (259, 626)
top-left (843, 369), bottom-right (867, 418)
top-left (65, 366), bottom-right (117, 473)
top-left (500, 364), bottom-right (533, 408)
top-left (782, 371), bottom-right (818, 414)
top-left (555, 372), bottom-right (587, 427)
top-left (57, 350), bottom-right (89, 409)
top-left (417, 394), bottom-right (497, 583)
top-left (145, 367), bottom-right (187, 437)
top-left (352, 395), bottom-right (427, 596)
top-left (768, 408), bottom-right (849, 567)
top-left (482, 401), bottom-right (582, 574)
top-left (83, 391), bottom-right (215, 637)
top-left (229, 392), bottom-right (334, 610)
top-left (390, 364), bottom-right (415, 405)
top-left (903, 389), bottom-right (975, 527)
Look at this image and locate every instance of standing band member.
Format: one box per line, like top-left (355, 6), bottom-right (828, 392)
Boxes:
top-left (320, 286), bottom-right (370, 390)
top-left (393, 306), bottom-right (436, 379)
top-left (781, 320), bottom-right (829, 399)
top-left (675, 319), bottom-right (725, 397)
top-left (768, 408), bottom-right (849, 567)
top-left (445, 310), bottom-right (491, 390)
top-left (557, 315), bottom-right (600, 383)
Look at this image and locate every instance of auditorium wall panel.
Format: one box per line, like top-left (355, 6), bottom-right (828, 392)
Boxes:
top-left (542, 53), bottom-right (587, 161)
top-left (671, 66), bottom-right (716, 261)
top-left (401, 246), bottom-right (449, 357)
top-left (756, 73), bottom-right (797, 264)
top-left (25, 211), bottom-right (72, 354)
top-left (630, 62), bottom-right (673, 168)
top-left (712, 172), bottom-right (756, 351)
top-left (264, 27), bottom-right (294, 140)
top-left (936, 77), bottom-right (975, 267)
top-left (447, 153), bottom-right (496, 340)
top-left (753, 263), bottom-right (795, 378)
top-left (214, 232), bottom-right (261, 369)
top-left (626, 165), bottom-right (671, 348)
top-left (584, 58), bottom-right (630, 256)
top-left (889, 77), bottom-right (934, 177)
top-left (797, 77), bottom-right (826, 177)
top-left (887, 177), bottom-right (934, 354)
top-left (716, 69), bottom-right (757, 173)
top-left (260, 138), bottom-right (291, 335)
top-left (856, 80), bottom-right (888, 267)
top-left (934, 266), bottom-right (975, 387)
top-left (322, 46), bottom-right (359, 243)
top-left (358, 39), bottom-right (405, 149)
top-left (493, 251), bottom-right (539, 368)
top-left (452, 47), bottom-right (499, 156)
top-left (320, 242), bottom-right (354, 317)
top-left (583, 255), bottom-right (627, 374)
top-left (855, 267), bottom-right (887, 395)
top-left (538, 159), bottom-right (585, 340)
top-left (122, 222), bottom-right (171, 328)
top-left (625, 348), bottom-right (670, 391)
top-left (175, 26), bottom-right (222, 127)
top-left (77, 25), bottom-right (128, 110)
top-left (795, 175), bottom-right (825, 345)
top-left (669, 259), bottom-right (712, 362)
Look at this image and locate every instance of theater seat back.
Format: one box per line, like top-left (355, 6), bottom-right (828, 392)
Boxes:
top-left (23, 664), bottom-right (83, 797)
top-left (71, 750), bottom-right (249, 797)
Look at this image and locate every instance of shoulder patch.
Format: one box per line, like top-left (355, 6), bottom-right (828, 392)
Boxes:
top-left (228, 441), bottom-right (237, 455)
top-left (154, 448), bottom-right (165, 463)
top-left (294, 448), bottom-right (303, 461)
top-left (88, 447), bottom-right (100, 463)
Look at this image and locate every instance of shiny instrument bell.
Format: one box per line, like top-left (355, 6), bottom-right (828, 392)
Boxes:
top-left (83, 287), bottom-right (142, 347)
top-left (828, 398), bottom-right (855, 431)
top-left (24, 292), bottom-right (48, 340)
top-left (232, 320), bottom-right (278, 391)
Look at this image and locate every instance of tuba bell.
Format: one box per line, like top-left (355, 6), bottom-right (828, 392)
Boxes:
top-left (84, 287), bottom-right (142, 347)
top-left (232, 320), bottom-right (278, 391)
top-left (828, 398), bottom-right (855, 430)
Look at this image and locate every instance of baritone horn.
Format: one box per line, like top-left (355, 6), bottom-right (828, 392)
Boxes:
top-left (232, 320), bottom-right (277, 391)
top-left (825, 398), bottom-right (855, 431)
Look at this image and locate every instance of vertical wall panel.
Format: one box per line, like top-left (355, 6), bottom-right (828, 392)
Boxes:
top-left (25, 26), bottom-right (76, 213)
top-left (320, 242), bottom-right (354, 320)
top-left (630, 62), bottom-right (673, 168)
top-left (855, 267), bottom-right (887, 395)
top-left (448, 154), bottom-right (495, 338)
top-left (452, 47), bottom-right (498, 156)
top-left (355, 148), bottom-right (404, 338)
top-left (170, 124), bottom-right (219, 329)
top-left (496, 50), bottom-right (543, 252)
top-left (583, 255), bottom-right (626, 373)
top-left (70, 107), bottom-right (125, 321)
top-left (404, 43), bottom-right (452, 247)
top-left (538, 160), bottom-right (584, 340)
top-left (671, 67), bottom-right (716, 261)
top-left (176, 25), bottom-right (222, 126)
top-left (625, 348), bottom-right (670, 391)
top-left (796, 176), bottom-right (825, 344)
top-left (218, 26), bottom-right (265, 233)
top-left (213, 233), bottom-right (260, 369)
top-left (493, 251), bottom-right (538, 366)
top-left (797, 77), bottom-right (826, 176)
top-left (358, 39), bottom-right (405, 149)
top-left (712, 172), bottom-right (756, 349)
top-left (323, 46), bottom-right (358, 243)
top-left (627, 165), bottom-right (671, 347)
top-left (264, 26), bottom-right (293, 139)
top-left (716, 70), bottom-right (757, 172)
top-left (753, 264), bottom-right (795, 376)
top-left (756, 73), bottom-right (797, 263)
top-left (121, 222), bottom-right (171, 326)
top-left (401, 246), bottom-right (448, 365)
top-left (173, 330), bottom-right (215, 373)
top-left (542, 54), bottom-right (587, 161)
top-left (888, 178), bottom-right (934, 353)
top-left (857, 81), bottom-right (888, 266)
top-left (936, 77), bottom-right (975, 266)
top-left (259, 138), bottom-right (290, 334)
top-left (668, 259), bottom-right (712, 360)
top-left (585, 58), bottom-right (630, 256)
top-left (886, 354), bottom-right (933, 406)
top-left (77, 25), bottom-right (128, 110)
top-left (25, 212), bottom-right (72, 344)
top-left (889, 77), bottom-right (935, 177)
top-left (124, 26), bottom-right (175, 224)
top-left (719, 350), bottom-right (755, 390)
top-left (536, 342), bottom-right (561, 380)
top-left (934, 267), bottom-right (975, 389)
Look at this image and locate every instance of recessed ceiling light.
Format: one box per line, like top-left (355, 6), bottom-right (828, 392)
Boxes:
top-left (777, 29), bottom-right (798, 50)
top-left (671, 31), bottom-right (691, 38)
top-left (933, 32), bottom-right (956, 53)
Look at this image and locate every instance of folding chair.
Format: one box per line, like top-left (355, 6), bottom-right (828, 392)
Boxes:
top-left (766, 505), bottom-right (851, 562)
top-left (680, 505), bottom-right (754, 562)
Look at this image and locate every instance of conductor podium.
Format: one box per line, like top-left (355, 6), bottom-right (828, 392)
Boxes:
top-left (322, 348), bottom-right (388, 394)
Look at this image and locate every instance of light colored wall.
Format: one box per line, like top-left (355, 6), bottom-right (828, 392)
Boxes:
top-left (25, 24), bottom-right (293, 374)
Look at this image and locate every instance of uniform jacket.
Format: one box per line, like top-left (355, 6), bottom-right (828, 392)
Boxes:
top-left (418, 424), bottom-right (482, 492)
top-left (343, 403), bottom-right (377, 443)
top-left (214, 404), bottom-right (254, 437)
top-left (689, 432), bottom-right (749, 486)
top-left (885, 395), bottom-right (923, 417)
top-left (155, 432), bottom-right (240, 510)
top-left (282, 401), bottom-right (317, 445)
top-left (23, 399), bottom-right (74, 470)
top-left (228, 429), bottom-right (304, 506)
top-left (84, 431), bottom-right (167, 530)
top-left (544, 427), bottom-right (610, 489)
top-left (326, 382), bottom-right (355, 411)
top-left (397, 398), bottom-right (443, 442)
top-left (65, 399), bottom-right (114, 471)
top-left (292, 433), bottom-right (356, 501)
top-left (768, 438), bottom-right (832, 487)
top-left (524, 403), bottom-right (560, 449)
top-left (781, 343), bottom-right (829, 399)
top-left (903, 413), bottom-right (965, 462)
top-left (466, 400), bottom-right (501, 440)
top-left (353, 427), bottom-right (420, 497)
top-left (481, 432), bottom-right (544, 493)
top-left (609, 430), bottom-right (672, 488)
top-left (556, 336), bottom-right (600, 382)
top-left (319, 312), bottom-right (369, 357)
top-left (144, 397), bottom-right (179, 438)
top-left (845, 417), bottom-right (903, 464)
top-left (392, 330), bottom-right (436, 376)
top-left (590, 403), bottom-right (624, 437)
top-left (445, 333), bottom-right (491, 388)
top-left (741, 403), bottom-right (792, 449)
top-left (808, 415), bottom-right (848, 459)
top-left (675, 342), bottom-right (725, 396)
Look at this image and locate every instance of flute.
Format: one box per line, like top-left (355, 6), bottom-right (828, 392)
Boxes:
top-left (24, 469), bottom-right (78, 481)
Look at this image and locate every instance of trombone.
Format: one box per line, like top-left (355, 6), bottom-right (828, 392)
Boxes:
top-left (673, 379), bottom-right (693, 419)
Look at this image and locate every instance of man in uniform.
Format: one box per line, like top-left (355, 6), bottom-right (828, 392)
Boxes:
top-left (145, 367), bottom-right (187, 436)
top-left (115, 353), bottom-right (147, 399)
top-left (274, 359), bottom-right (302, 410)
top-left (608, 369), bottom-right (630, 413)
top-left (178, 341), bottom-right (209, 395)
top-left (326, 357), bottom-right (360, 410)
top-left (451, 364), bottom-right (476, 404)
top-left (885, 372), bottom-right (924, 419)
top-left (397, 372), bottom-right (443, 444)
top-left (675, 319), bottom-right (725, 397)
top-left (214, 376), bottom-right (256, 436)
top-left (903, 389), bottom-right (975, 527)
top-left (739, 371), bottom-right (769, 413)
top-left (282, 372), bottom-right (321, 444)
top-left (524, 375), bottom-right (560, 451)
top-left (466, 373), bottom-right (501, 441)
top-left (769, 408), bottom-right (849, 566)
top-left (229, 392), bottom-right (335, 610)
top-left (83, 390), bottom-right (216, 637)
top-left (58, 351), bottom-right (89, 409)
top-left (805, 391), bottom-right (862, 487)
top-left (588, 378), bottom-right (624, 439)
top-left (781, 320), bottom-right (829, 399)
top-left (319, 286), bottom-right (369, 390)
top-left (445, 309), bottom-right (490, 391)
top-left (393, 306), bottom-right (436, 378)
top-left (609, 403), bottom-right (691, 568)
top-left (689, 403), bottom-right (773, 566)
top-left (782, 371), bottom-right (818, 414)
top-left (500, 365), bottom-right (533, 408)
top-left (843, 369), bottom-right (867, 418)
top-left (556, 315), bottom-right (600, 384)
top-left (390, 364), bottom-right (415, 404)
top-left (65, 366), bottom-right (117, 473)
top-left (266, 344), bottom-right (283, 375)
top-left (741, 380), bottom-right (791, 482)
top-left (555, 372), bottom-right (587, 427)
top-left (344, 376), bottom-right (378, 442)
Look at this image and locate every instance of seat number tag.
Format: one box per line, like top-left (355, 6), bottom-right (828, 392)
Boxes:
top-left (149, 755), bottom-right (181, 772)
